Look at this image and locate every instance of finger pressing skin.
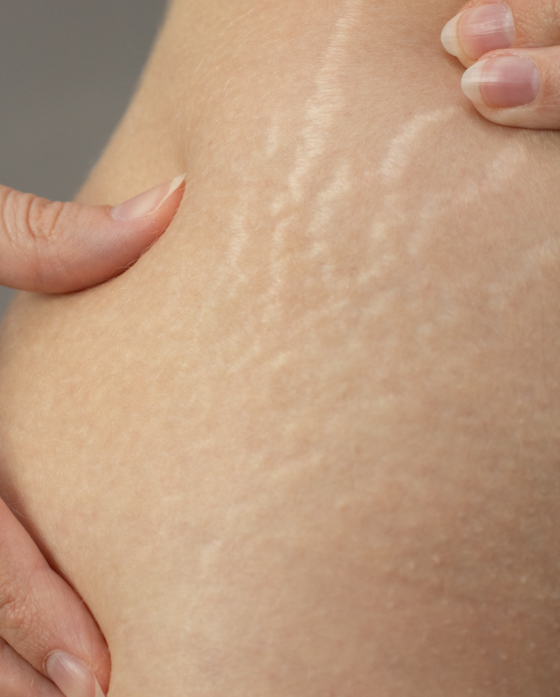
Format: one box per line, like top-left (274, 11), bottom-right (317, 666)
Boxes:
top-left (0, 498), bottom-right (109, 696)
top-left (441, 0), bottom-right (560, 67)
top-left (460, 46), bottom-right (560, 128)
top-left (0, 174), bottom-right (185, 293)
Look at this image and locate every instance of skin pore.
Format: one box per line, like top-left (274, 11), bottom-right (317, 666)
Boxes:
top-left (1, 0), bottom-right (560, 695)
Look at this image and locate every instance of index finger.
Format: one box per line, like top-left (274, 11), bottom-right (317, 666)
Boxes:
top-left (0, 498), bottom-right (109, 696)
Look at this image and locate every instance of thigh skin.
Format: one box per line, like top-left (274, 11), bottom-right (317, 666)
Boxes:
top-left (1, 1), bottom-right (560, 695)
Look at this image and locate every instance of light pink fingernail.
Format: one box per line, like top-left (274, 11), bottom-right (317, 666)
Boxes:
top-left (442, 4), bottom-right (515, 60)
top-left (462, 55), bottom-right (541, 108)
top-left (109, 174), bottom-right (186, 221)
top-left (45, 651), bottom-right (105, 697)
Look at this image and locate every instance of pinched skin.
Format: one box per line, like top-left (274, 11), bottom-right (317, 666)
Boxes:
top-left (1, 0), bottom-right (560, 695)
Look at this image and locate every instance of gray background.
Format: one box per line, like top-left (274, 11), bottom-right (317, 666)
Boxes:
top-left (0, 0), bottom-right (168, 317)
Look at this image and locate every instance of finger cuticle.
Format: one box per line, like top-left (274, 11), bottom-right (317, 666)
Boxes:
top-left (442, 4), bottom-right (515, 60)
top-left (45, 651), bottom-right (105, 697)
top-left (462, 55), bottom-right (541, 109)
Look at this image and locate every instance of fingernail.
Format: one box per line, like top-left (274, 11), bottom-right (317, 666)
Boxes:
top-left (109, 173), bottom-right (186, 221)
top-left (45, 651), bottom-right (105, 697)
top-left (442, 4), bottom-right (515, 60)
top-left (462, 55), bottom-right (541, 108)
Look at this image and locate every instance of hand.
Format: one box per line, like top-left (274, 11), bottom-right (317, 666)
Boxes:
top-left (0, 173), bottom-right (185, 292)
top-left (0, 498), bottom-right (109, 697)
top-left (441, 0), bottom-right (560, 129)
top-left (0, 174), bottom-right (185, 697)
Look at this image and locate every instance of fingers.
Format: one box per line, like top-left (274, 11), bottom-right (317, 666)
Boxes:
top-left (460, 46), bottom-right (560, 128)
top-left (0, 498), bottom-right (109, 696)
top-left (442, 3), bottom-right (515, 67)
top-left (441, 0), bottom-right (560, 68)
top-left (0, 638), bottom-right (64, 697)
top-left (0, 174), bottom-right (185, 293)
top-left (441, 2), bottom-right (560, 128)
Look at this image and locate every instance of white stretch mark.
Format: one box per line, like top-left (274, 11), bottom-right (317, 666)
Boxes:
top-left (261, 213), bottom-right (297, 327)
top-left (415, 141), bottom-right (529, 235)
top-left (287, 0), bottom-right (364, 206)
top-left (485, 142), bottom-right (528, 184)
top-left (308, 160), bottom-right (352, 244)
top-left (225, 196), bottom-right (250, 272)
top-left (266, 112), bottom-right (282, 160)
top-left (262, 0), bottom-right (364, 321)
top-left (381, 107), bottom-right (459, 182)
top-left (307, 160), bottom-right (353, 288)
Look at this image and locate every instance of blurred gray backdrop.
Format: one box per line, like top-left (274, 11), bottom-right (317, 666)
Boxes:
top-left (0, 0), bottom-right (168, 317)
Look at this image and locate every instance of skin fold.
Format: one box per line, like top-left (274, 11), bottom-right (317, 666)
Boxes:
top-left (1, 0), bottom-right (560, 694)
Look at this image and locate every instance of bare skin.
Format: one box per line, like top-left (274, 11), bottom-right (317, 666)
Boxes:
top-left (0, 179), bottom-right (185, 696)
top-left (1, 0), bottom-right (560, 695)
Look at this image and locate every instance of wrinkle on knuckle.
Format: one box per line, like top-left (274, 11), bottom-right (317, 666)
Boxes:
top-left (26, 197), bottom-right (66, 247)
top-left (0, 190), bottom-right (66, 271)
top-left (0, 189), bottom-right (87, 287)
top-left (0, 188), bottom-right (25, 250)
top-left (23, 196), bottom-right (74, 283)
top-left (0, 566), bottom-right (43, 644)
top-left (0, 589), bottom-right (33, 640)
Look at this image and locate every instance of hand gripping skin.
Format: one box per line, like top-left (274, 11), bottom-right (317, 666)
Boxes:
top-left (442, 0), bottom-right (560, 128)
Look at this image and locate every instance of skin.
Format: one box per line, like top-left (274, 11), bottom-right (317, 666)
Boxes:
top-left (1, 0), bottom-right (560, 695)
top-left (0, 178), bottom-right (185, 695)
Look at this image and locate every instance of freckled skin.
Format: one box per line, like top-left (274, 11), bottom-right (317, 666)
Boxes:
top-left (1, 0), bottom-right (560, 695)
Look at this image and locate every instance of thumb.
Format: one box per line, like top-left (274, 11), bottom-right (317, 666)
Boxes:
top-left (0, 174), bottom-right (185, 293)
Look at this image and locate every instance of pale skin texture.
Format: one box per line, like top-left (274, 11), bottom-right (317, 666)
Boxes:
top-left (0, 179), bottom-right (185, 696)
top-left (1, 0), bottom-right (560, 695)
